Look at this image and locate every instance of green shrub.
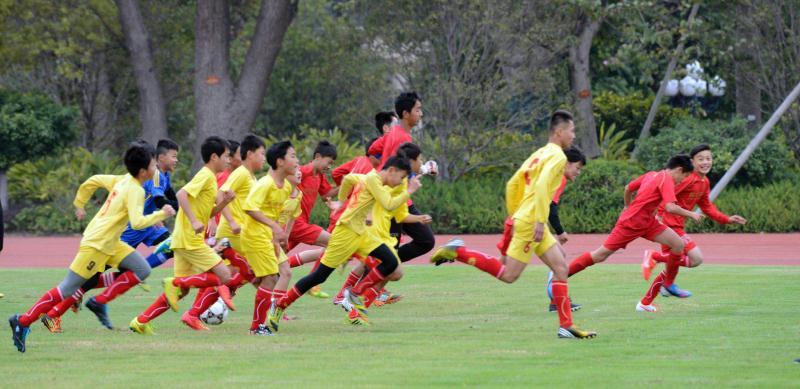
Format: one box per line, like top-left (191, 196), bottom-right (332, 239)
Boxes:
top-left (635, 117), bottom-right (793, 187)
top-left (593, 90), bottom-right (689, 143)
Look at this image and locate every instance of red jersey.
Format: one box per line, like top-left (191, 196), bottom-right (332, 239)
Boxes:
top-left (618, 170), bottom-right (677, 225)
top-left (552, 177), bottom-right (568, 205)
top-left (368, 124), bottom-right (413, 170)
top-left (331, 156), bottom-right (374, 186)
top-left (297, 162), bottom-right (333, 223)
top-left (658, 171), bottom-right (729, 231)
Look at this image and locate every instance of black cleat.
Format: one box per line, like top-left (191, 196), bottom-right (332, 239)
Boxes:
top-left (85, 297), bottom-right (113, 329)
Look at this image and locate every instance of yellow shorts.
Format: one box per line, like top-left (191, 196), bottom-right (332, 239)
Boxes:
top-left (320, 225), bottom-right (383, 268)
top-left (506, 218), bottom-right (557, 263)
top-left (242, 239), bottom-right (287, 278)
top-left (173, 246), bottom-right (223, 277)
top-left (69, 242), bottom-right (135, 279)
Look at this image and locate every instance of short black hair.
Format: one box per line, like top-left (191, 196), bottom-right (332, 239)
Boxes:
top-left (240, 134), bottom-right (265, 161)
top-left (666, 154), bottom-right (694, 172)
top-left (395, 92), bottom-right (421, 118)
top-left (374, 111), bottom-right (397, 134)
top-left (382, 156), bottom-right (412, 174)
top-left (366, 137), bottom-right (379, 156)
top-left (564, 146), bottom-right (586, 165)
top-left (156, 139), bottom-right (179, 156)
top-left (227, 139), bottom-right (241, 158)
top-left (201, 136), bottom-right (229, 163)
top-left (124, 141), bottom-right (156, 177)
top-left (267, 140), bottom-right (293, 170)
top-left (689, 144), bottom-right (711, 158)
top-left (314, 140), bottom-right (338, 160)
top-left (549, 109), bottom-right (574, 132)
top-left (396, 142), bottom-right (421, 161)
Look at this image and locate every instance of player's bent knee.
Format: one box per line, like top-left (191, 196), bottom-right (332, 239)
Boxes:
top-left (388, 267), bottom-right (404, 281)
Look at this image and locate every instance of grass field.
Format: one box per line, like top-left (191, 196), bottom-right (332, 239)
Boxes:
top-left (1, 265), bottom-right (798, 387)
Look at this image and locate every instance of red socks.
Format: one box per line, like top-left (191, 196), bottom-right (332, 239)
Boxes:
top-left (641, 270), bottom-right (666, 305)
top-left (95, 271), bottom-right (141, 304)
top-left (337, 271), bottom-right (362, 299)
top-left (138, 294), bottom-right (170, 323)
top-left (173, 272), bottom-right (222, 289)
top-left (362, 287), bottom-right (380, 308)
top-left (454, 247), bottom-right (504, 279)
top-left (188, 288), bottom-right (219, 317)
top-left (278, 286), bottom-right (302, 309)
top-left (351, 269), bottom-right (386, 296)
top-left (288, 254), bottom-right (303, 268)
top-left (222, 248), bottom-right (254, 281)
top-left (551, 280), bottom-right (573, 328)
top-left (20, 287), bottom-right (63, 327)
top-left (48, 289), bottom-right (84, 318)
top-left (663, 252), bottom-right (683, 287)
top-left (251, 287), bottom-right (273, 330)
top-left (568, 252), bottom-right (595, 277)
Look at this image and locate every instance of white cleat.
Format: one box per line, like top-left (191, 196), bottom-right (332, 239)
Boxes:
top-left (636, 301), bottom-right (658, 312)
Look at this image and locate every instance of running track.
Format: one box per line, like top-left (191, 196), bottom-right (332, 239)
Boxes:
top-left (1, 233), bottom-right (797, 268)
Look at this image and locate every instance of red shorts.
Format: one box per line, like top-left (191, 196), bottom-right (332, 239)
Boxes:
top-left (603, 217), bottom-right (668, 251)
top-left (496, 217), bottom-right (514, 256)
top-left (288, 220), bottom-right (324, 250)
top-left (660, 232), bottom-right (696, 255)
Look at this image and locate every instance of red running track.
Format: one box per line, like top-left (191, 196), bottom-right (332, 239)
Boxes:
top-left (0, 233), bottom-right (797, 268)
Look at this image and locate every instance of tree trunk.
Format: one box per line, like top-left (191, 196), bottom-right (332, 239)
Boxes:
top-left (115, 0), bottom-right (168, 144)
top-left (193, 0), bottom-right (298, 170)
top-left (0, 170), bottom-right (7, 213)
top-left (568, 15), bottom-right (601, 158)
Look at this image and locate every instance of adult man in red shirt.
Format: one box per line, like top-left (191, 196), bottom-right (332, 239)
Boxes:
top-left (561, 155), bottom-right (701, 313)
top-left (640, 144), bottom-right (747, 302)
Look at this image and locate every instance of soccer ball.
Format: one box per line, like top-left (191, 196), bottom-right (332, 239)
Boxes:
top-left (200, 298), bottom-right (229, 325)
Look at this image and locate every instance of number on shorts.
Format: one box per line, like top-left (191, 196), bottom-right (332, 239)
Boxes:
top-left (86, 261), bottom-right (96, 271)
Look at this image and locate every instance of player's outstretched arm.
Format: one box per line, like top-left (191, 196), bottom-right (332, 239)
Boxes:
top-left (665, 202), bottom-right (703, 222)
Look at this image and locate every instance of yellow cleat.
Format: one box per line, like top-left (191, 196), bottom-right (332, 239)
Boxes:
top-left (308, 285), bottom-right (330, 299)
top-left (41, 315), bottom-right (63, 333)
top-left (267, 302), bottom-right (284, 332)
top-left (162, 277), bottom-right (180, 311)
top-left (129, 317), bottom-right (156, 335)
top-left (557, 325), bottom-right (597, 339)
top-left (346, 310), bottom-right (370, 326)
top-left (430, 238), bottom-right (464, 266)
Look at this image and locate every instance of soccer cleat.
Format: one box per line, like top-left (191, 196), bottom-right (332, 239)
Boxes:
top-left (343, 288), bottom-right (367, 314)
top-left (430, 238), bottom-right (464, 266)
top-left (9, 314), bottom-right (30, 353)
top-left (85, 297), bottom-right (114, 330)
top-left (642, 250), bottom-right (657, 280)
top-left (217, 285), bottom-right (236, 311)
top-left (215, 237), bottom-right (231, 253)
top-left (557, 325), bottom-right (597, 339)
top-left (662, 284), bottom-right (692, 298)
top-left (636, 301), bottom-right (658, 312)
top-left (332, 297), bottom-right (345, 308)
top-left (153, 236), bottom-right (173, 256)
top-left (249, 324), bottom-right (274, 336)
top-left (71, 297), bottom-right (83, 314)
top-left (41, 315), bottom-right (62, 333)
top-left (308, 285), bottom-right (330, 299)
top-left (267, 302), bottom-right (284, 332)
top-left (129, 317), bottom-right (156, 335)
top-left (162, 277), bottom-right (181, 311)
top-left (373, 290), bottom-right (402, 307)
top-left (181, 311), bottom-right (209, 331)
top-left (346, 309), bottom-right (370, 326)
top-left (546, 271), bottom-right (554, 300)
top-left (548, 301), bottom-right (582, 313)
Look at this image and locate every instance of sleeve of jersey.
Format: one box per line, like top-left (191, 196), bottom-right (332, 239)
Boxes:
top-left (127, 185), bottom-right (167, 229)
top-left (332, 160), bottom-right (355, 186)
top-left (319, 174), bottom-right (333, 196)
top-left (150, 174), bottom-right (166, 198)
top-left (183, 172), bottom-right (209, 199)
top-left (627, 174), bottom-right (645, 192)
top-left (366, 174), bottom-right (409, 211)
top-left (697, 190), bottom-right (730, 224)
top-left (532, 155), bottom-right (566, 224)
top-left (338, 174), bottom-right (359, 202)
top-left (549, 202), bottom-right (564, 235)
top-left (220, 170), bottom-right (238, 192)
top-left (504, 171), bottom-right (524, 216)
top-left (73, 174), bottom-right (125, 209)
top-left (243, 181), bottom-right (267, 212)
top-left (368, 135), bottom-right (385, 156)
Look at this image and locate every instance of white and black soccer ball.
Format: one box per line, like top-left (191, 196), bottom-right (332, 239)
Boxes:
top-left (200, 298), bottom-right (229, 325)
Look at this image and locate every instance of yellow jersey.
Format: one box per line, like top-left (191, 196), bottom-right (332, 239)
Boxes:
top-left (172, 166), bottom-right (218, 250)
top-left (367, 180), bottom-right (409, 246)
top-left (336, 171), bottom-right (409, 235)
top-left (506, 142), bottom-right (566, 224)
top-left (81, 174), bottom-right (168, 254)
top-left (242, 173), bottom-right (293, 245)
top-left (73, 174), bottom-right (127, 209)
top-left (279, 191), bottom-right (303, 226)
top-left (217, 165), bottom-right (255, 237)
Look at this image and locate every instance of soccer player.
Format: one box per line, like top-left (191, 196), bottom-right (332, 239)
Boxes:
top-left (368, 92), bottom-right (436, 264)
top-left (374, 111), bottom-right (398, 136)
top-left (639, 144), bottom-right (747, 304)
top-left (180, 134), bottom-right (266, 330)
top-left (9, 142), bottom-right (175, 352)
top-left (40, 139), bottom-right (182, 332)
top-left (284, 140), bottom-right (339, 298)
top-left (430, 110), bottom-right (596, 339)
top-left (562, 154), bottom-right (701, 313)
top-left (207, 139), bottom-right (241, 238)
top-left (129, 136), bottom-right (236, 335)
top-left (241, 140), bottom-right (299, 335)
top-left (267, 156), bottom-right (419, 330)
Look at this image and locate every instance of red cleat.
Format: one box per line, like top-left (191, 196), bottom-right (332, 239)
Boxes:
top-left (181, 311), bottom-right (209, 331)
top-left (642, 250), bottom-right (657, 280)
top-left (217, 285), bottom-right (236, 311)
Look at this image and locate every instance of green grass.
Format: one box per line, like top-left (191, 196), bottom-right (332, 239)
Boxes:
top-left (1, 265), bottom-right (798, 387)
